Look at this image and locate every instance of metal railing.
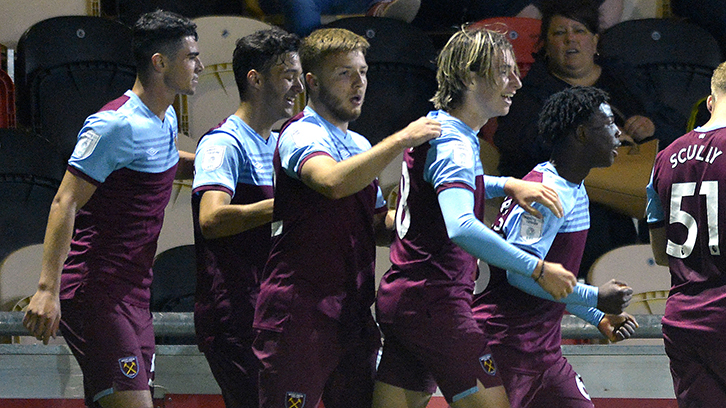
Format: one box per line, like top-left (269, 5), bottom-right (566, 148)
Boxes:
top-left (0, 311), bottom-right (664, 340)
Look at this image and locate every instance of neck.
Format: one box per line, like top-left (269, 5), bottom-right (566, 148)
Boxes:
top-left (550, 63), bottom-right (601, 87)
top-left (448, 103), bottom-right (488, 132)
top-left (307, 99), bottom-right (348, 133)
top-left (131, 77), bottom-right (177, 120)
top-left (235, 100), bottom-right (275, 140)
top-left (703, 102), bottom-right (726, 129)
top-left (549, 150), bottom-right (590, 185)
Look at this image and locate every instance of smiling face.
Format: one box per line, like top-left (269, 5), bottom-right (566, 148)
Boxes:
top-left (311, 49), bottom-right (368, 125)
top-left (582, 102), bottom-right (621, 168)
top-left (545, 15), bottom-right (599, 78)
top-left (163, 35), bottom-right (204, 95)
top-left (471, 49), bottom-right (522, 120)
top-left (260, 52), bottom-right (304, 121)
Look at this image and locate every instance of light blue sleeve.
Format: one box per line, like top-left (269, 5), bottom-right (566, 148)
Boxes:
top-left (566, 303), bottom-right (605, 327)
top-left (645, 168), bottom-right (665, 224)
top-left (277, 121), bottom-right (333, 180)
top-left (507, 271), bottom-right (598, 307)
top-left (501, 189), bottom-right (598, 307)
top-left (68, 111), bottom-right (135, 183)
top-left (192, 132), bottom-right (240, 193)
top-left (484, 175), bottom-right (509, 199)
top-left (438, 187), bottom-right (539, 276)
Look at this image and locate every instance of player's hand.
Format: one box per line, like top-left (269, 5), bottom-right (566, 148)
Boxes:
top-left (396, 117), bottom-right (441, 148)
top-left (623, 115), bottom-right (655, 142)
top-left (597, 279), bottom-right (633, 314)
top-left (536, 261), bottom-right (576, 300)
top-left (598, 313), bottom-right (638, 342)
top-left (22, 289), bottom-right (61, 345)
top-left (504, 178), bottom-right (563, 219)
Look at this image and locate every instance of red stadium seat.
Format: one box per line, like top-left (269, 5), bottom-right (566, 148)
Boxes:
top-left (0, 69), bottom-right (14, 128)
top-left (470, 17), bottom-right (542, 78)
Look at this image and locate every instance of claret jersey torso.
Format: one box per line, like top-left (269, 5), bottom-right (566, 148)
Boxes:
top-left (60, 90), bottom-right (179, 307)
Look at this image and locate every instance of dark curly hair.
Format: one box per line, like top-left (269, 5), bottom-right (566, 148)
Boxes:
top-left (538, 86), bottom-right (609, 146)
top-left (233, 27), bottom-right (301, 100)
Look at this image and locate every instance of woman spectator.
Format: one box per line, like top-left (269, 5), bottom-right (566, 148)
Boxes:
top-left (493, 0), bottom-right (667, 279)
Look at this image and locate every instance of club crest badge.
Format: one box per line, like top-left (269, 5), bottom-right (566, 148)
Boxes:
top-left (286, 391), bottom-right (306, 408)
top-left (479, 353), bottom-right (497, 376)
top-left (119, 356), bottom-right (139, 379)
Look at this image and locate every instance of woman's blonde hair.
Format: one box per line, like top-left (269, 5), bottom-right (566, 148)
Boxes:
top-left (431, 26), bottom-right (515, 111)
top-left (299, 28), bottom-right (370, 76)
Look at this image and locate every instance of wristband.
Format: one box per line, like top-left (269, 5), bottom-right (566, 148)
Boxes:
top-left (533, 261), bottom-right (545, 282)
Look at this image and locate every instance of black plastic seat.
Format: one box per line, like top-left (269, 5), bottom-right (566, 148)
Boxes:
top-left (600, 18), bottom-right (723, 140)
top-left (15, 16), bottom-right (136, 161)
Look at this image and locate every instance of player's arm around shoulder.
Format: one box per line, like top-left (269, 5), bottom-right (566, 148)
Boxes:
top-left (23, 171), bottom-right (97, 345)
top-left (301, 117), bottom-right (440, 200)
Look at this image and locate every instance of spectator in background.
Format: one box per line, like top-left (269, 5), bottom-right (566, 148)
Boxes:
top-left (409, 0), bottom-right (623, 36)
top-left (259, 0), bottom-right (421, 36)
top-left (492, 0), bottom-right (674, 280)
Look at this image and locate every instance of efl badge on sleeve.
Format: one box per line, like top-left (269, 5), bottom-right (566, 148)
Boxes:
top-left (201, 146), bottom-right (226, 172)
top-left (119, 356), bottom-right (139, 379)
top-left (286, 391), bottom-right (306, 408)
top-left (479, 353), bottom-right (497, 376)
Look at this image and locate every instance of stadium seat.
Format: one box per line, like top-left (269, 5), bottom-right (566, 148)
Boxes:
top-left (151, 244), bottom-right (197, 344)
top-left (15, 16), bottom-right (136, 161)
top-left (0, 128), bottom-right (66, 183)
top-left (0, 244), bottom-right (43, 312)
top-left (470, 17), bottom-right (542, 78)
top-left (324, 16), bottom-right (438, 146)
top-left (587, 244), bottom-right (670, 294)
top-left (176, 16), bottom-right (272, 142)
top-left (599, 18), bottom-right (722, 138)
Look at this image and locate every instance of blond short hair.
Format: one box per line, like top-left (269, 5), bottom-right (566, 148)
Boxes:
top-left (431, 26), bottom-right (515, 111)
top-left (299, 28), bottom-right (370, 76)
top-left (712, 61), bottom-right (726, 100)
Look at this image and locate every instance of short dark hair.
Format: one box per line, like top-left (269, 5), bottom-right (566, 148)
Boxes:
top-left (133, 9), bottom-right (198, 79)
top-left (233, 27), bottom-right (301, 100)
top-left (539, 0), bottom-right (600, 46)
top-left (538, 86), bottom-right (609, 145)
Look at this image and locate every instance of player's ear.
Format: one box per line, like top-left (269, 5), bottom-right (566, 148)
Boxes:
top-left (247, 69), bottom-right (262, 89)
top-left (707, 95), bottom-right (715, 113)
top-left (305, 72), bottom-right (318, 90)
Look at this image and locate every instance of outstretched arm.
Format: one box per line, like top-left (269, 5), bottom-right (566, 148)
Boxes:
top-left (438, 187), bottom-right (575, 299)
top-left (508, 274), bottom-right (633, 314)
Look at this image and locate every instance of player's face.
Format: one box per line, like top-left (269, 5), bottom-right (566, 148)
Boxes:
top-left (583, 102), bottom-right (621, 168)
top-left (163, 36), bottom-right (204, 96)
top-left (545, 15), bottom-right (599, 76)
top-left (314, 50), bottom-right (368, 124)
top-left (471, 49), bottom-right (521, 120)
top-left (261, 52), bottom-right (304, 121)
